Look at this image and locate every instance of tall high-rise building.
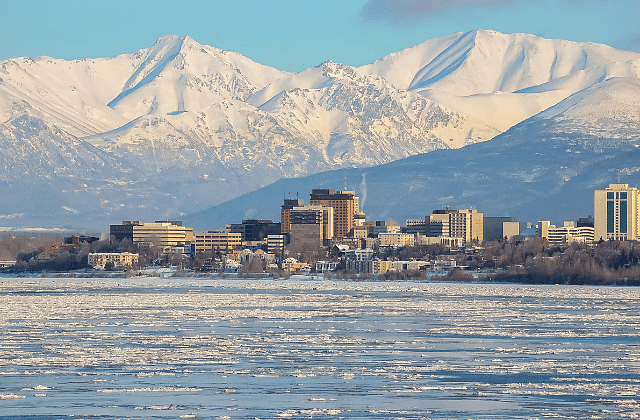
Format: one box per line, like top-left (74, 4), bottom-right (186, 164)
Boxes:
top-left (289, 205), bottom-right (334, 246)
top-left (288, 205), bottom-right (334, 251)
top-left (594, 183), bottom-right (640, 241)
top-left (309, 189), bottom-right (358, 237)
top-left (281, 198), bottom-right (304, 234)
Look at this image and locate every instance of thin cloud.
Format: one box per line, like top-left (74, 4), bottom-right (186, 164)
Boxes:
top-left (361, 0), bottom-right (512, 23)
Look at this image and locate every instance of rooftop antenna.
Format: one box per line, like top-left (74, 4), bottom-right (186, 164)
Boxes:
top-left (344, 175), bottom-right (347, 191)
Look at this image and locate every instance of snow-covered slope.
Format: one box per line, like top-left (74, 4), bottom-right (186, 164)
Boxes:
top-left (186, 76), bottom-right (640, 230)
top-left (1, 30), bottom-right (640, 228)
top-left (0, 35), bottom-right (289, 137)
top-left (361, 30), bottom-right (640, 131)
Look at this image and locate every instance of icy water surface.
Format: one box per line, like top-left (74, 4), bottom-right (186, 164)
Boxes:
top-left (1, 277), bottom-right (639, 419)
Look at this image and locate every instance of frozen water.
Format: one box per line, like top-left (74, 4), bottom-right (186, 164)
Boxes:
top-left (1, 277), bottom-right (639, 419)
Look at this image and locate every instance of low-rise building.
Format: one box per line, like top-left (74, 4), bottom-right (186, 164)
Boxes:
top-left (195, 231), bottom-right (241, 254)
top-left (88, 252), bottom-right (139, 269)
top-left (378, 232), bottom-right (415, 247)
top-left (405, 219), bottom-right (427, 235)
top-left (316, 261), bottom-right (337, 273)
top-left (547, 222), bottom-right (595, 246)
top-left (267, 235), bottom-right (285, 253)
top-left (110, 220), bottom-right (193, 248)
top-left (282, 257), bottom-right (308, 272)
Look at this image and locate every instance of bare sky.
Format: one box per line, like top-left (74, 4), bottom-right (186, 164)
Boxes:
top-left (1, 0), bottom-right (638, 71)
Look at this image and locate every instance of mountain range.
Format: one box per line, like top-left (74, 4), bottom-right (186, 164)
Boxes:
top-left (1, 30), bottom-right (640, 231)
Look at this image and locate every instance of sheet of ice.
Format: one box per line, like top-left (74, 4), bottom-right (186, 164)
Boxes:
top-left (1, 277), bottom-right (639, 419)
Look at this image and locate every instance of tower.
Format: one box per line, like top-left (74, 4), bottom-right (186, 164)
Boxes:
top-left (594, 183), bottom-right (640, 241)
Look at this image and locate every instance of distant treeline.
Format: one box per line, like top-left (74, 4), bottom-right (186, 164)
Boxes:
top-left (4, 232), bottom-right (640, 285)
top-left (479, 237), bottom-right (640, 286)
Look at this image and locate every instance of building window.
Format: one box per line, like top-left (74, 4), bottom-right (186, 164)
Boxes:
top-left (620, 200), bottom-right (628, 233)
top-left (607, 200), bottom-right (615, 233)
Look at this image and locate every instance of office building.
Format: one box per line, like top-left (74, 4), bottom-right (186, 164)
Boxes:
top-left (426, 208), bottom-right (483, 243)
top-left (267, 235), bottom-right (285, 253)
top-left (373, 221), bottom-right (400, 236)
top-left (547, 222), bottom-right (595, 246)
top-left (594, 183), bottom-right (640, 241)
top-left (288, 205), bottom-right (333, 249)
top-left (405, 219), bottom-right (427, 235)
top-left (110, 221), bottom-right (193, 247)
top-left (484, 217), bottom-right (518, 241)
top-left (310, 189), bottom-right (359, 237)
top-left (194, 231), bottom-right (242, 254)
top-left (281, 198), bottom-right (304, 234)
top-left (227, 220), bottom-right (281, 242)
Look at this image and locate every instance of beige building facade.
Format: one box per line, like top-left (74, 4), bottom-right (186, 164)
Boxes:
top-left (310, 189), bottom-right (358, 237)
top-left (594, 183), bottom-right (640, 241)
top-left (378, 232), bottom-right (415, 247)
top-left (426, 208), bottom-right (483, 243)
top-left (194, 231), bottom-right (242, 253)
top-left (88, 252), bottom-right (139, 269)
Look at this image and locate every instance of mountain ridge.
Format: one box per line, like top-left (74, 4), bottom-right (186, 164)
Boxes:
top-left (1, 30), bottom-right (640, 229)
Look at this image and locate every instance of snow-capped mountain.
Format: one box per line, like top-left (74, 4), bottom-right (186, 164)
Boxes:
top-left (186, 77), bottom-right (640, 230)
top-left (1, 30), bottom-right (639, 229)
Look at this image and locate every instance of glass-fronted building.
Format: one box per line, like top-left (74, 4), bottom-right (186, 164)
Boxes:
top-left (594, 184), bottom-right (639, 241)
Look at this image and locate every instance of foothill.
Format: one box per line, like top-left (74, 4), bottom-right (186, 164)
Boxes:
top-left (2, 183), bottom-right (640, 285)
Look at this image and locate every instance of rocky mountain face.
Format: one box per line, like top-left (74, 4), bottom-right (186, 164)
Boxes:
top-left (1, 31), bottom-right (639, 229)
top-left (187, 77), bottom-right (640, 231)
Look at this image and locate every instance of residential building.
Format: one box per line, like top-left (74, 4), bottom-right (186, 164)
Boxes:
top-left (378, 232), bottom-right (415, 247)
top-left (282, 257), bottom-right (308, 272)
top-left (371, 260), bottom-right (393, 274)
top-left (344, 248), bottom-right (375, 261)
top-left (316, 261), bottom-right (338, 273)
top-left (194, 231), bottom-right (242, 254)
top-left (353, 226), bottom-right (368, 239)
top-left (594, 183), bottom-right (640, 241)
top-left (88, 252), bottom-right (138, 269)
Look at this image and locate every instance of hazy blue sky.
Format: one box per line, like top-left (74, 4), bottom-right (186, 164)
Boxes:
top-left (2, 0), bottom-right (639, 72)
